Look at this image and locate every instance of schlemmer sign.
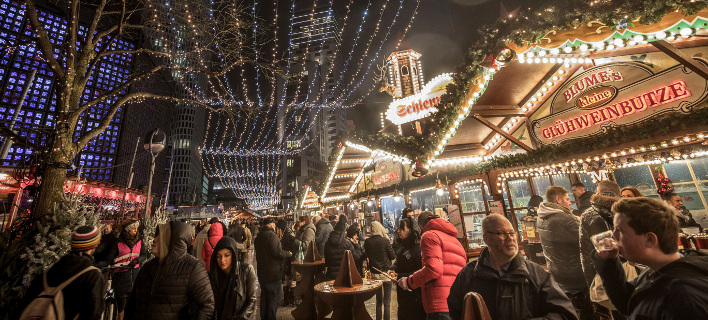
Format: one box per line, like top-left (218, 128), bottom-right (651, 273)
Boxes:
top-left (386, 73), bottom-right (453, 125)
top-left (532, 62), bottom-right (708, 145)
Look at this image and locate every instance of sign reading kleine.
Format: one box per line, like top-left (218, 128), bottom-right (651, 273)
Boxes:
top-left (532, 62), bottom-right (708, 145)
top-left (385, 73), bottom-right (453, 125)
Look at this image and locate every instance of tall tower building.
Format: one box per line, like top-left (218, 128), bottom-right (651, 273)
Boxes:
top-left (387, 49), bottom-right (424, 99)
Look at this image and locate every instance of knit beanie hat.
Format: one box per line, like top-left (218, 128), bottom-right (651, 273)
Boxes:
top-left (71, 226), bottom-right (101, 252)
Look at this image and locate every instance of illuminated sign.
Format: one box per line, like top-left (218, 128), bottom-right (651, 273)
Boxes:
top-left (532, 62), bottom-right (708, 145)
top-left (372, 160), bottom-right (402, 187)
top-left (386, 73), bottom-right (453, 125)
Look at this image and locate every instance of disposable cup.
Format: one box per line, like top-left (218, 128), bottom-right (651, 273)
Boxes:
top-left (591, 230), bottom-right (616, 251)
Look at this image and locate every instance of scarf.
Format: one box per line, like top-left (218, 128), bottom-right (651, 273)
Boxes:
top-left (122, 230), bottom-right (140, 247)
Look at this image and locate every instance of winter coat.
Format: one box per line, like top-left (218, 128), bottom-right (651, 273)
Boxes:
top-left (94, 230), bottom-right (118, 263)
top-left (227, 225), bottom-right (246, 244)
top-left (21, 252), bottom-right (104, 320)
top-left (593, 250), bottom-right (708, 319)
top-left (243, 227), bottom-right (252, 249)
top-left (203, 222), bottom-right (225, 270)
top-left (254, 226), bottom-right (292, 284)
top-left (125, 221), bottom-right (214, 320)
top-left (363, 221), bottom-right (395, 274)
top-left (294, 223), bottom-right (316, 256)
top-left (537, 202), bottom-right (586, 291)
top-left (406, 218), bottom-right (466, 314)
top-left (102, 233), bottom-right (149, 296)
top-left (448, 248), bottom-right (578, 320)
top-left (209, 237), bottom-right (257, 320)
top-left (325, 217), bottom-right (360, 279)
top-left (315, 217), bottom-right (333, 257)
top-left (573, 191), bottom-right (594, 216)
top-left (193, 223), bottom-right (211, 259)
top-left (391, 231), bottom-right (425, 320)
top-left (678, 207), bottom-right (702, 229)
top-left (579, 194), bottom-right (619, 285)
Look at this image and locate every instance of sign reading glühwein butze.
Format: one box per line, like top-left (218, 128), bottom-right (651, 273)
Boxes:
top-left (531, 61), bottom-right (708, 145)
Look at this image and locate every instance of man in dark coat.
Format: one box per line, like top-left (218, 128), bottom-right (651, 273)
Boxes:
top-left (572, 182), bottom-right (594, 217)
top-left (254, 218), bottom-right (292, 320)
top-left (125, 221), bottom-right (214, 320)
top-left (593, 197), bottom-right (708, 319)
top-left (324, 215), bottom-right (360, 280)
top-left (537, 186), bottom-right (593, 319)
top-left (448, 215), bottom-right (577, 320)
top-left (579, 180), bottom-right (621, 286)
top-left (20, 226), bottom-right (104, 320)
top-left (314, 216), bottom-right (333, 257)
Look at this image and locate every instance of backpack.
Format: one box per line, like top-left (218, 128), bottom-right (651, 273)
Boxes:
top-left (20, 266), bottom-right (99, 320)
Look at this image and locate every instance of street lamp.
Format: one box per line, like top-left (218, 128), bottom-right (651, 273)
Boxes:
top-left (144, 128), bottom-right (166, 217)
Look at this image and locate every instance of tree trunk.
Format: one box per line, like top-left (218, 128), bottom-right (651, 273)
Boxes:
top-left (34, 133), bottom-right (75, 218)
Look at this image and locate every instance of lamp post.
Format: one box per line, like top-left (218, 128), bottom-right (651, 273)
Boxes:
top-left (143, 128), bottom-right (166, 217)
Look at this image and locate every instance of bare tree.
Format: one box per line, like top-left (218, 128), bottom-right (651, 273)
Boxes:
top-left (8, 0), bottom-right (271, 216)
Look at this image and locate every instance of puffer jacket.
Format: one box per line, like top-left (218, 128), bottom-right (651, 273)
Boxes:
top-left (573, 191), bottom-right (594, 216)
top-left (209, 237), bottom-right (257, 320)
top-left (363, 221), bottom-right (395, 274)
top-left (579, 194), bottom-right (618, 285)
top-left (254, 226), bottom-right (292, 285)
top-left (202, 222), bottom-right (225, 270)
top-left (537, 202), bottom-right (586, 291)
top-left (325, 217), bottom-right (360, 279)
top-left (448, 248), bottom-right (578, 320)
top-left (593, 250), bottom-right (708, 319)
top-left (294, 223), bottom-right (316, 256)
top-left (125, 221), bottom-right (214, 320)
top-left (406, 218), bottom-right (466, 314)
top-left (315, 217), bottom-right (333, 256)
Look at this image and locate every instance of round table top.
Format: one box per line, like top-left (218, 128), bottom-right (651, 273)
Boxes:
top-left (292, 259), bottom-right (325, 267)
top-left (314, 279), bottom-right (382, 296)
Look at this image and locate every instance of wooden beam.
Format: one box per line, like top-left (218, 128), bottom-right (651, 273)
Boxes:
top-left (650, 40), bottom-right (708, 81)
top-left (591, 37), bottom-right (708, 59)
top-left (523, 118), bottom-right (539, 149)
top-left (470, 105), bottom-right (519, 110)
top-left (472, 114), bottom-right (534, 152)
top-left (443, 143), bottom-right (484, 151)
top-left (472, 109), bottom-right (527, 117)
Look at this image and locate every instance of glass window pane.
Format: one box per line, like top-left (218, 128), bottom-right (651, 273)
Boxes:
top-left (532, 176), bottom-right (552, 198)
top-left (411, 189), bottom-right (450, 213)
top-left (665, 161), bottom-right (693, 183)
top-left (458, 182), bottom-right (487, 213)
top-left (689, 158), bottom-right (708, 181)
top-left (614, 165), bottom-right (657, 197)
top-left (380, 196), bottom-right (406, 238)
top-left (577, 173), bottom-right (598, 193)
top-left (463, 214), bottom-right (486, 250)
top-left (507, 178), bottom-right (531, 210)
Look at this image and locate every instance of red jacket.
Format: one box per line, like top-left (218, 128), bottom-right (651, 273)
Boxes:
top-left (407, 218), bottom-right (467, 314)
top-left (202, 223), bottom-right (224, 270)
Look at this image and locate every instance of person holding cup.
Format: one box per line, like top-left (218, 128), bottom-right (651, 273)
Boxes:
top-left (592, 197), bottom-right (708, 319)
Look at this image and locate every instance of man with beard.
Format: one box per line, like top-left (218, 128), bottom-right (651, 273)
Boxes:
top-left (447, 214), bottom-right (577, 320)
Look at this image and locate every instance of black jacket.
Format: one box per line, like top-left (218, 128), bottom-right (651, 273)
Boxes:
top-left (363, 235), bottom-right (395, 274)
top-left (94, 230), bottom-right (118, 263)
top-left (254, 226), bottom-right (291, 284)
top-left (593, 250), bottom-right (708, 319)
top-left (125, 221), bottom-right (215, 320)
top-left (209, 237), bottom-right (257, 320)
top-left (324, 219), bottom-right (360, 279)
top-left (573, 191), bottom-right (594, 216)
top-left (579, 194), bottom-right (619, 285)
top-left (536, 202), bottom-right (586, 291)
top-left (391, 235), bottom-right (425, 320)
top-left (315, 217), bottom-right (333, 257)
top-left (228, 225), bottom-right (246, 244)
top-left (21, 252), bottom-right (104, 320)
top-left (448, 248), bottom-right (578, 320)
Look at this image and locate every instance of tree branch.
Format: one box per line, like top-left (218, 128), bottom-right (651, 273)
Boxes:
top-left (0, 125), bottom-right (38, 150)
top-left (23, 0), bottom-right (65, 81)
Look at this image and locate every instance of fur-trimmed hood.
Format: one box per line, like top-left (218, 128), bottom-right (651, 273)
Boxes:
top-left (590, 193), bottom-right (620, 210)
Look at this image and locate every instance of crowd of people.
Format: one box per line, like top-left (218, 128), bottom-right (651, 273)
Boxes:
top-left (15, 180), bottom-right (708, 320)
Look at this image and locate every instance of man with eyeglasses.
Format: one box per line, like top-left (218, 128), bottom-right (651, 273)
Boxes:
top-left (447, 214), bottom-right (577, 320)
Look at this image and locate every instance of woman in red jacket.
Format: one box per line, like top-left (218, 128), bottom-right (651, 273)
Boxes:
top-left (397, 212), bottom-right (466, 319)
top-left (202, 221), bottom-right (225, 270)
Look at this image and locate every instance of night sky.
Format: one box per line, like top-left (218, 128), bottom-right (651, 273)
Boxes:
top-left (352, 0), bottom-right (505, 131)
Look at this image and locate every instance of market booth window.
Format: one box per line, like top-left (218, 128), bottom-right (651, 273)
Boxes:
top-left (410, 188), bottom-right (449, 215)
top-left (380, 195), bottom-right (405, 238)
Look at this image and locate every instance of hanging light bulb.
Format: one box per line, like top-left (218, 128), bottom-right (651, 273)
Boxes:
top-left (435, 173), bottom-right (447, 197)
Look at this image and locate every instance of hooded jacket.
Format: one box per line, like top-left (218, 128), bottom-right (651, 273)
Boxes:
top-left (448, 248), bottom-right (578, 320)
top-left (294, 222), bottom-right (316, 256)
top-left (593, 250), bottom-right (708, 319)
top-left (391, 220), bottom-right (425, 320)
top-left (193, 223), bottom-right (211, 259)
top-left (209, 237), bottom-right (257, 320)
top-left (406, 218), bottom-right (467, 314)
top-left (21, 252), bottom-right (104, 320)
top-left (579, 194), bottom-right (619, 285)
top-left (324, 216), bottom-right (360, 279)
top-left (537, 202), bottom-right (586, 291)
top-left (254, 225), bottom-right (292, 284)
top-left (203, 222), bottom-right (225, 270)
top-left (315, 217), bottom-right (333, 257)
top-left (126, 221), bottom-right (215, 320)
top-left (363, 221), bottom-right (395, 274)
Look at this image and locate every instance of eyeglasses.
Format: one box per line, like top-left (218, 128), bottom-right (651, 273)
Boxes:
top-left (486, 231), bottom-right (517, 239)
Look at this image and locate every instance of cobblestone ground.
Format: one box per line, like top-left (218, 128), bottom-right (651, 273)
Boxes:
top-left (247, 249), bottom-right (400, 319)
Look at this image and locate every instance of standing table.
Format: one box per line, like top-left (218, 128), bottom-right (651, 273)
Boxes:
top-left (291, 259), bottom-right (325, 320)
top-left (314, 279), bottom-right (382, 320)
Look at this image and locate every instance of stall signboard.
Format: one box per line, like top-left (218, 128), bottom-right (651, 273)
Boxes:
top-left (489, 201), bottom-right (504, 215)
top-left (371, 160), bottom-right (403, 187)
top-left (447, 204), bottom-right (464, 239)
top-left (532, 61), bottom-right (708, 145)
top-left (385, 73), bottom-right (453, 125)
